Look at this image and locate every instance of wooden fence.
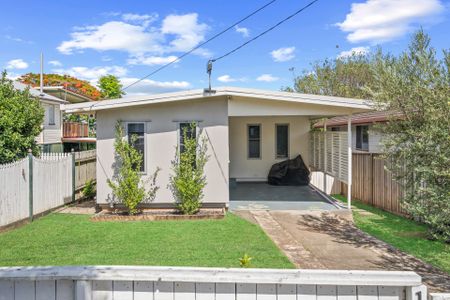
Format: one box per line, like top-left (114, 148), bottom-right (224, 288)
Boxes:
top-left (311, 152), bottom-right (405, 216)
top-left (0, 266), bottom-right (428, 300)
top-left (0, 150), bottom-right (96, 228)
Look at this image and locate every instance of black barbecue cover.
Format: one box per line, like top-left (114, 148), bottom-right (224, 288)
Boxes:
top-left (268, 155), bottom-right (310, 186)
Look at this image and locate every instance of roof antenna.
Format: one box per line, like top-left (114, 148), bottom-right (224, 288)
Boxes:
top-left (204, 59), bottom-right (216, 95)
top-left (40, 52), bottom-right (44, 95)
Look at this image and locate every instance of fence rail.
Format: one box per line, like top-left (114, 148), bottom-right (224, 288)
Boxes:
top-left (0, 266), bottom-right (427, 300)
top-left (0, 150), bottom-right (96, 229)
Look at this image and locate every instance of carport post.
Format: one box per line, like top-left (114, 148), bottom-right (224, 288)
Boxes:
top-left (323, 119), bottom-right (327, 194)
top-left (347, 114), bottom-right (352, 210)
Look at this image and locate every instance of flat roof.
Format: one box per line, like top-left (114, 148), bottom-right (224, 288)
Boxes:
top-left (62, 86), bottom-right (373, 114)
top-left (13, 81), bottom-right (68, 104)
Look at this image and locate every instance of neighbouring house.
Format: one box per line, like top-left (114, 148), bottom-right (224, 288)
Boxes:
top-left (313, 111), bottom-right (395, 153)
top-left (62, 87), bottom-right (372, 210)
top-left (13, 81), bottom-right (68, 153)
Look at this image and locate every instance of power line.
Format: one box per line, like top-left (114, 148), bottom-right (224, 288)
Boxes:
top-left (122, 0), bottom-right (279, 91)
top-left (211, 0), bottom-right (320, 63)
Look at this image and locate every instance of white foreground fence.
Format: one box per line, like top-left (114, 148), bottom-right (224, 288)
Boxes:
top-left (0, 151), bottom-right (96, 228)
top-left (0, 266), bottom-right (428, 300)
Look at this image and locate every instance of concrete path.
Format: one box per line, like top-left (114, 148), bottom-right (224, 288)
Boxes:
top-left (236, 210), bottom-right (450, 293)
top-left (56, 200), bottom-right (96, 215)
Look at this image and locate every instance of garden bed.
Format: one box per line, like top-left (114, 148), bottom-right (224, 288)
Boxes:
top-left (91, 208), bottom-right (225, 222)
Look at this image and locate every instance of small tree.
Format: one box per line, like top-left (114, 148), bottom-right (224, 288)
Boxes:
top-left (169, 123), bottom-right (209, 215)
top-left (0, 71), bottom-right (44, 163)
top-left (107, 121), bottom-right (159, 215)
top-left (98, 75), bottom-right (125, 99)
top-left (369, 30), bottom-right (450, 241)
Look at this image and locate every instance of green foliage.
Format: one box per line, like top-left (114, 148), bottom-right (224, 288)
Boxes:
top-left (285, 53), bottom-right (374, 99)
top-left (368, 30), bottom-right (450, 241)
top-left (107, 121), bottom-right (159, 215)
top-left (239, 253), bottom-right (253, 268)
top-left (170, 123), bottom-right (209, 215)
top-left (0, 71), bottom-right (44, 163)
top-left (19, 73), bottom-right (101, 100)
top-left (98, 75), bottom-right (125, 99)
top-left (82, 179), bottom-right (96, 199)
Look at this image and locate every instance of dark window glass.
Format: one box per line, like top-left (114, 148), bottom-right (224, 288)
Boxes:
top-left (276, 125), bottom-right (289, 158)
top-left (128, 123), bottom-right (145, 172)
top-left (179, 123), bottom-right (196, 154)
top-left (356, 125), bottom-right (369, 151)
top-left (248, 125), bottom-right (261, 158)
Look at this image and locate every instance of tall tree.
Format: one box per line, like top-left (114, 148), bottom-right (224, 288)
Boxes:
top-left (98, 75), bottom-right (125, 99)
top-left (0, 71), bottom-right (44, 163)
top-left (286, 54), bottom-right (374, 99)
top-left (369, 30), bottom-right (450, 241)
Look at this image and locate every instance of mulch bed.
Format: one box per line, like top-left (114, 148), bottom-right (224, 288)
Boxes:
top-left (91, 208), bottom-right (226, 222)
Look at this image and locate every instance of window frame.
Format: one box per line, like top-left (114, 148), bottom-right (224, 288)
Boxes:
top-left (275, 123), bottom-right (289, 159)
top-left (247, 124), bottom-right (262, 160)
top-left (48, 105), bottom-right (55, 125)
top-left (124, 121), bottom-right (148, 174)
top-left (178, 121), bottom-right (199, 155)
top-left (355, 125), bottom-right (369, 151)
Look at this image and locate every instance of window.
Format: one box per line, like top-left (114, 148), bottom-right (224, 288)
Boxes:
top-left (127, 123), bottom-right (145, 172)
top-left (276, 124), bottom-right (289, 159)
top-left (179, 122), bottom-right (197, 154)
top-left (48, 105), bottom-right (55, 125)
top-left (356, 125), bottom-right (369, 151)
top-left (331, 127), bottom-right (340, 132)
top-left (248, 124), bottom-right (261, 159)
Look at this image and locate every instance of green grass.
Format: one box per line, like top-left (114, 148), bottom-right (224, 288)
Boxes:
top-left (0, 213), bottom-right (294, 268)
top-left (333, 194), bottom-right (450, 274)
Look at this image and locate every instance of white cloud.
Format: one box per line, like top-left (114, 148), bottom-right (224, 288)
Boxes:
top-left (4, 35), bottom-right (33, 44)
top-left (337, 46), bottom-right (370, 58)
top-left (120, 77), bottom-right (190, 96)
top-left (256, 74), bottom-right (279, 82)
top-left (6, 59), bottom-right (28, 69)
top-left (337, 0), bottom-right (445, 43)
top-left (217, 75), bottom-right (247, 83)
top-left (48, 60), bottom-right (62, 67)
top-left (57, 21), bottom-right (163, 55)
top-left (52, 65), bottom-right (127, 80)
top-left (127, 55), bottom-right (178, 66)
top-left (270, 47), bottom-right (295, 62)
top-left (235, 25), bottom-right (250, 37)
top-left (161, 13), bottom-right (209, 52)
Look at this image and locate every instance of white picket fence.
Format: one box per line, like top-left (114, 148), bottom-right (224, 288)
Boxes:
top-left (0, 266), bottom-right (428, 300)
top-left (0, 153), bottom-right (72, 228)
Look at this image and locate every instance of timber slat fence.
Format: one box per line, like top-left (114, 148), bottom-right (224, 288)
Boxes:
top-left (0, 266), bottom-right (428, 300)
top-left (0, 150), bottom-right (96, 228)
top-left (311, 152), bottom-right (405, 216)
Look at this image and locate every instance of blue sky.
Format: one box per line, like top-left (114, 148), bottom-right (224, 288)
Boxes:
top-left (1, 0), bottom-right (449, 96)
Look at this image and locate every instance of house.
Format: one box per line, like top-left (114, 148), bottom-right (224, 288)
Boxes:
top-left (313, 111), bottom-right (395, 153)
top-left (13, 81), bottom-right (68, 153)
top-left (62, 87), bottom-right (372, 210)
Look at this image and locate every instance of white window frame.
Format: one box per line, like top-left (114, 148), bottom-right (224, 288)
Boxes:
top-left (247, 123), bottom-right (262, 160)
top-left (176, 121), bottom-right (200, 155)
top-left (48, 105), bottom-right (55, 125)
top-left (275, 123), bottom-right (289, 159)
top-left (124, 121), bottom-right (148, 174)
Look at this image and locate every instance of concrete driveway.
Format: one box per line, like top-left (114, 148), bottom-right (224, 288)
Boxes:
top-left (229, 182), bottom-right (340, 211)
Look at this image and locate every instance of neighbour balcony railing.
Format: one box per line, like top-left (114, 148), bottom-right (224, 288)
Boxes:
top-left (63, 122), bottom-right (89, 138)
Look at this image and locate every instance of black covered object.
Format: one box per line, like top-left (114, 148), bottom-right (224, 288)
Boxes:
top-left (268, 155), bottom-right (310, 186)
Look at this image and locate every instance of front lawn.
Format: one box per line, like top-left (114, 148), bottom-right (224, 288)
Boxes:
top-left (333, 194), bottom-right (450, 274)
top-left (0, 213), bottom-right (293, 268)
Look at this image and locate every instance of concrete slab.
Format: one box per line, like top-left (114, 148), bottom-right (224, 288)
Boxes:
top-left (229, 182), bottom-right (339, 211)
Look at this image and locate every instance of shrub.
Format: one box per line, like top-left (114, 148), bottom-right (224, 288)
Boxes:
top-left (169, 122), bottom-right (209, 215)
top-left (107, 121), bottom-right (160, 215)
top-left (82, 179), bottom-right (96, 199)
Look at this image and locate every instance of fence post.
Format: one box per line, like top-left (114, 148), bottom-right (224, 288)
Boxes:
top-left (71, 149), bottom-right (76, 203)
top-left (28, 149), bottom-right (33, 222)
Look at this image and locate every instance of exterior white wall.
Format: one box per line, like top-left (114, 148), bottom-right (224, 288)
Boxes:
top-left (337, 124), bottom-right (384, 153)
top-left (96, 97), bottom-right (229, 206)
top-left (229, 116), bottom-right (310, 181)
top-left (38, 102), bottom-right (63, 145)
